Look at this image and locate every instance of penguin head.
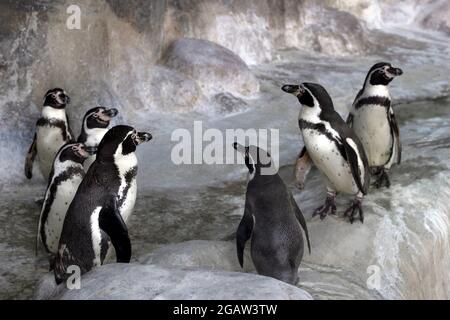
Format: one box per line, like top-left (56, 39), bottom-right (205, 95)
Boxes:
top-left (365, 62), bottom-right (403, 86)
top-left (83, 106), bottom-right (119, 130)
top-left (96, 125), bottom-right (152, 162)
top-left (43, 88), bottom-right (70, 109)
top-left (282, 82), bottom-right (334, 111)
top-left (233, 142), bottom-right (273, 180)
top-left (57, 143), bottom-right (93, 164)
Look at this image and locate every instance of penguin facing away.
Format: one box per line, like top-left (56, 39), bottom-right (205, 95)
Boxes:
top-left (25, 88), bottom-right (73, 181)
top-left (347, 62), bottom-right (403, 188)
top-left (233, 142), bottom-right (311, 285)
top-left (282, 82), bottom-right (370, 223)
top-left (77, 106), bottom-right (119, 171)
top-left (54, 125), bottom-right (152, 284)
top-left (37, 143), bottom-right (94, 260)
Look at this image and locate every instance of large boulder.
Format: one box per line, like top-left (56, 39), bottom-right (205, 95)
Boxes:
top-left (161, 38), bottom-right (260, 98)
top-left (35, 263), bottom-right (312, 300)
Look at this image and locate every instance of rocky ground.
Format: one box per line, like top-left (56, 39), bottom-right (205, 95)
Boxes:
top-left (1, 0), bottom-right (450, 300)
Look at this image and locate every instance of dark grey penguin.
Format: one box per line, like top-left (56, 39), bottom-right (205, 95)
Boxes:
top-left (25, 88), bottom-right (73, 181)
top-left (233, 142), bottom-right (311, 285)
top-left (347, 62), bottom-right (403, 188)
top-left (282, 82), bottom-right (370, 223)
top-left (54, 125), bottom-right (152, 284)
top-left (37, 143), bottom-right (94, 260)
top-left (77, 106), bottom-right (119, 171)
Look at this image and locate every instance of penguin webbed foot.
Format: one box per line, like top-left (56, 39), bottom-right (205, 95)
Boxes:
top-left (344, 198), bottom-right (364, 224)
top-left (313, 193), bottom-right (337, 220)
top-left (373, 168), bottom-right (391, 189)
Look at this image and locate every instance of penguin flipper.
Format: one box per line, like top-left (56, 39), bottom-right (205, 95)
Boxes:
top-left (343, 137), bottom-right (370, 195)
top-left (236, 200), bottom-right (253, 268)
top-left (25, 133), bottom-right (37, 179)
top-left (290, 194), bottom-right (311, 254)
top-left (346, 113), bottom-right (354, 127)
top-left (389, 109), bottom-right (402, 164)
top-left (294, 147), bottom-right (313, 190)
top-left (66, 115), bottom-right (75, 142)
top-left (99, 196), bottom-right (131, 263)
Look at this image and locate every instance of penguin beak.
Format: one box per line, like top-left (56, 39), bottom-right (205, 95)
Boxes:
top-left (64, 94), bottom-right (71, 104)
top-left (99, 108), bottom-right (119, 122)
top-left (83, 146), bottom-right (97, 155)
top-left (387, 66), bottom-right (403, 77)
top-left (104, 108), bottom-right (119, 118)
top-left (232, 142), bottom-right (247, 154)
top-left (281, 84), bottom-right (304, 97)
top-left (132, 132), bottom-right (152, 145)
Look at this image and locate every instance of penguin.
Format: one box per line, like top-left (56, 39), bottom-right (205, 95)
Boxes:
top-left (347, 62), bottom-right (403, 188)
top-left (54, 125), bottom-right (152, 284)
top-left (25, 88), bottom-right (73, 181)
top-left (37, 143), bottom-right (94, 260)
top-left (282, 82), bottom-right (370, 223)
top-left (233, 142), bottom-right (311, 285)
top-left (77, 106), bottom-right (119, 171)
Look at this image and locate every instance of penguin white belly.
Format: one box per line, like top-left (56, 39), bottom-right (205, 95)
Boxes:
top-left (353, 106), bottom-right (392, 167)
top-left (119, 179), bottom-right (137, 223)
top-left (36, 127), bottom-right (66, 179)
top-left (44, 176), bottom-right (83, 253)
top-left (303, 129), bottom-right (358, 195)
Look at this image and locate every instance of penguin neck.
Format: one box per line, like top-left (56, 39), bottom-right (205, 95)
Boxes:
top-left (113, 150), bottom-right (138, 176)
top-left (299, 104), bottom-right (322, 124)
top-left (53, 159), bottom-right (83, 175)
top-left (42, 106), bottom-right (67, 121)
top-left (83, 125), bottom-right (108, 147)
top-left (362, 83), bottom-right (390, 98)
top-left (249, 171), bottom-right (276, 185)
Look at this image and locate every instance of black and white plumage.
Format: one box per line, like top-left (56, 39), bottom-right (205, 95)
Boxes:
top-left (77, 106), bottom-right (118, 171)
top-left (282, 82), bottom-right (370, 223)
top-left (347, 62), bottom-right (403, 188)
top-left (54, 125), bottom-right (152, 284)
top-left (25, 88), bottom-right (73, 181)
top-left (37, 143), bottom-right (92, 260)
top-left (233, 143), bottom-right (310, 284)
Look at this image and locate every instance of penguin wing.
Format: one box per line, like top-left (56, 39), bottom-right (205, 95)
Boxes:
top-left (290, 194), bottom-right (311, 254)
top-left (346, 89), bottom-right (362, 126)
top-left (66, 115), bottom-right (75, 142)
top-left (389, 108), bottom-right (402, 164)
top-left (346, 113), bottom-right (354, 127)
top-left (322, 111), bottom-right (370, 194)
top-left (25, 133), bottom-right (37, 179)
top-left (98, 196), bottom-right (131, 263)
top-left (236, 200), bottom-right (254, 268)
top-left (342, 137), bottom-right (370, 195)
top-left (295, 146), bottom-right (314, 189)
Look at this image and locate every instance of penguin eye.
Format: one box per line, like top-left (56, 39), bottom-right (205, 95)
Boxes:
top-left (93, 113), bottom-right (98, 118)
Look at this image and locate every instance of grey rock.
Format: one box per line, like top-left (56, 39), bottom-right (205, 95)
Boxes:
top-left (161, 38), bottom-right (260, 97)
top-left (35, 263), bottom-right (313, 300)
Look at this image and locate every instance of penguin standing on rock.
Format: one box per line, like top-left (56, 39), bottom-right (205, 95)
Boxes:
top-left (233, 143), bottom-right (310, 285)
top-left (25, 88), bottom-right (73, 181)
top-left (347, 62), bottom-right (403, 188)
top-left (77, 106), bottom-right (119, 171)
top-left (54, 125), bottom-right (152, 284)
top-left (37, 143), bottom-right (94, 261)
top-left (282, 83), bottom-right (370, 223)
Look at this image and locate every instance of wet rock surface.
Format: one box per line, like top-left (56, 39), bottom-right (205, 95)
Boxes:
top-left (1, 0), bottom-right (450, 300)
